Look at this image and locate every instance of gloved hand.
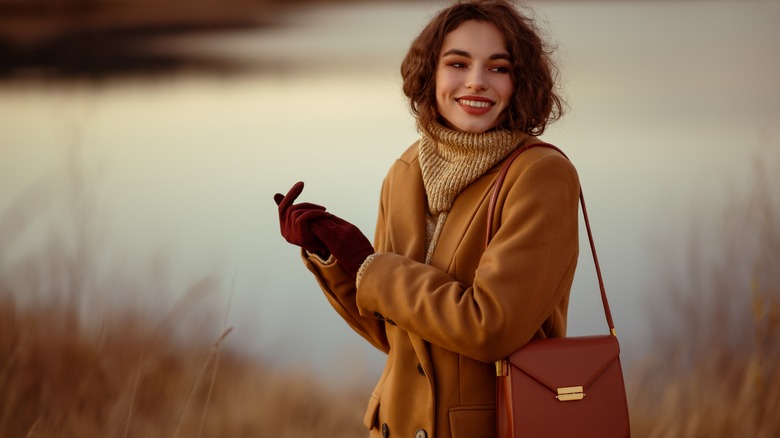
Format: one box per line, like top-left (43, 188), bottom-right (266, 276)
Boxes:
top-left (311, 214), bottom-right (374, 278)
top-left (274, 181), bottom-right (331, 257)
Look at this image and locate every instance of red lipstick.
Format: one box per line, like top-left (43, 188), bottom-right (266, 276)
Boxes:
top-left (457, 96), bottom-right (494, 115)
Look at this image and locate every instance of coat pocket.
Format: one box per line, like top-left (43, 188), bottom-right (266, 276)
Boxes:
top-left (364, 359), bottom-right (392, 430)
top-left (448, 405), bottom-right (496, 438)
top-left (363, 393), bottom-right (380, 430)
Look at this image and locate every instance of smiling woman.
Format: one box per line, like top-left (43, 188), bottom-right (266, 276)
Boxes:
top-left (271, 1), bottom-right (578, 437)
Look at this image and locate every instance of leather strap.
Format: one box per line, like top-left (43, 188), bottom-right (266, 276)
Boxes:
top-left (485, 143), bottom-right (616, 334)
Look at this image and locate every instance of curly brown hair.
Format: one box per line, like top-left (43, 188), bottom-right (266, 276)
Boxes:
top-left (400, 0), bottom-right (564, 137)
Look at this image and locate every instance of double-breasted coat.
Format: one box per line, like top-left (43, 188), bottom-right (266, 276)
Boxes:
top-left (303, 142), bottom-right (580, 438)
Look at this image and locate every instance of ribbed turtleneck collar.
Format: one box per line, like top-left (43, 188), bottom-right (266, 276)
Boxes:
top-left (417, 121), bottom-right (526, 264)
top-left (418, 121), bottom-right (526, 216)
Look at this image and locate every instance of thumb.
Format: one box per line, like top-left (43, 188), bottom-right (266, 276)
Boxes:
top-left (274, 193), bottom-right (284, 206)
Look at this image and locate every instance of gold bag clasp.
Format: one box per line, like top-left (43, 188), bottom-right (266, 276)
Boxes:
top-left (556, 386), bottom-right (585, 401)
top-left (495, 359), bottom-right (508, 377)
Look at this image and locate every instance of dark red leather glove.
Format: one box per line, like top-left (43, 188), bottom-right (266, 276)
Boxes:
top-left (274, 181), bottom-right (331, 257)
top-left (311, 215), bottom-right (374, 278)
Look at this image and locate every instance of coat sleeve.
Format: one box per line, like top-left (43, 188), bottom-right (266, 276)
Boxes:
top-left (300, 151), bottom-right (415, 355)
top-left (302, 251), bottom-right (390, 354)
top-left (355, 152), bottom-right (580, 363)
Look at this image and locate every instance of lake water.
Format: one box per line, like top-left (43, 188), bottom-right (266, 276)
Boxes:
top-left (1, 0), bottom-right (779, 382)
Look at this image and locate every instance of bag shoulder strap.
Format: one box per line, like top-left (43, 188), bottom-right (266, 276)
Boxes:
top-left (485, 143), bottom-right (617, 336)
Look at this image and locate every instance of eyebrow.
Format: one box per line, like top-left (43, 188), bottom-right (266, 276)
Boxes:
top-left (441, 49), bottom-right (512, 61)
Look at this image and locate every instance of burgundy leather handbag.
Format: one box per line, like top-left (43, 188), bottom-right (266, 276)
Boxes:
top-left (489, 143), bottom-right (631, 438)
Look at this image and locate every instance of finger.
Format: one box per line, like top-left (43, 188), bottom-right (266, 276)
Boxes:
top-left (287, 202), bottom-right (327, 213)
top-left (277, 181), bottom-right (305, 211)
top-left (290, 209), bottom-right (331, 226)
top-left (274, 193), bottom-right (284, 206)
top-left (295, 208), bottom-right (331, 220)
top-left (316, 214), bottom-right (348, 228)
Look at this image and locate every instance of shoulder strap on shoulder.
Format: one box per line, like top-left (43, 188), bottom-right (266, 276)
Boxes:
top-left (485, 143), bottom-right (617, 336)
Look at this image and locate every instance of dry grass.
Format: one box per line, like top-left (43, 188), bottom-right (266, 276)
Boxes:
top-left (627, 156), bottom-right (780, 437)
top-left (0, 294), bottom-right (369, 437)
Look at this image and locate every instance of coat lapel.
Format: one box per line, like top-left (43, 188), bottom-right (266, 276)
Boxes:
top-left (429, 165), bottom-right (502, 270)
top-left (389, 151), bottom-right (428, 263)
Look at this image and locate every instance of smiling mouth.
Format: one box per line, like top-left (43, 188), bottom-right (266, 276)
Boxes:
top-left (457, 98), bottom-right (493, 108)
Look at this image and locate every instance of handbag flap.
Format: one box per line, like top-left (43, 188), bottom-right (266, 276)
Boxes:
top-left (507, 335), bottom-right (621, 393)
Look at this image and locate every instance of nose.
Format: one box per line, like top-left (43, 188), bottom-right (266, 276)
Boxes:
top-left (466, 68), bottom-right (487, 91)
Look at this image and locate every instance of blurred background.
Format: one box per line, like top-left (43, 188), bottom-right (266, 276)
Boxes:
top-left (1, 0), bottom-right (779, 436)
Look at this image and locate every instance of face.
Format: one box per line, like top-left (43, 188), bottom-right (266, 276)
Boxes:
top-left (435, 20), bottom-right (514, 134)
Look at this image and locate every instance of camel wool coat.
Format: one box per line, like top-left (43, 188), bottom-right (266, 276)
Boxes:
top-left (303, 142), bottom-right (580, 438)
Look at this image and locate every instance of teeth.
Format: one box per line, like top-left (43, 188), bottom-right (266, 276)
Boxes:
top-left (459, 99), bottom-right (491, 108)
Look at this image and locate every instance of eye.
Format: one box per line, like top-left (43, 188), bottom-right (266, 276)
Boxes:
top-left (490, 65), bottom-right (511, 74)
top-left (448, 62), bottom-right (467, 69)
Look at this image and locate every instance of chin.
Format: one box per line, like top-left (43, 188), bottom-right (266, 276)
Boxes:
top-left (439, 112), bottom-right (503, 134)
top-left (445, 116), bottom-right (501, 134)
top-left (455, 123), bottom-right (496, 134)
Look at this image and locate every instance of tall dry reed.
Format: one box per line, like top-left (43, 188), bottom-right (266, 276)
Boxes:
top-left (0, 294), bottom-right (369, 437)
top-left (628, 155), bottom-right (780, 437)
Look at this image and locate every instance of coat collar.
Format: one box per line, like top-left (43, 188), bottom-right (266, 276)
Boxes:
top-left (392, 144), bottom-right (428, 262)
top-left (391, 144), bottom-right (507, 268)
top-left (428, 164), bottom-right (501, 269)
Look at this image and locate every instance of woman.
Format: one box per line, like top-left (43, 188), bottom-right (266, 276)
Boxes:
top-left (273, 1), bottom-right (579, 436)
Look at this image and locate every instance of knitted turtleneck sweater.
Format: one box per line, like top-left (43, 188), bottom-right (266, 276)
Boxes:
top-left (354, 122), bottom-right (527, 287)
top-left (418, 122), bottom-right (526, 264)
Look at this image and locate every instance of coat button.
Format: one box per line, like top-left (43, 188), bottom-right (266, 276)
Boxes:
top-left (417, 363), bottom-right (426, 376)
top-left (414, 429), bottom-right (427, 438)
top-left (381, 423), bottom-right (389, 438)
